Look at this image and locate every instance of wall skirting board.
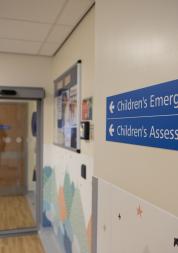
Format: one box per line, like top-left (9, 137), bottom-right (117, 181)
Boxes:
top-left (93, 177), bottom-right (178, 253)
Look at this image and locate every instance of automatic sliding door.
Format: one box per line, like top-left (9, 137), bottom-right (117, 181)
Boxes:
top-left (0, 100), bottom-right (37, 231)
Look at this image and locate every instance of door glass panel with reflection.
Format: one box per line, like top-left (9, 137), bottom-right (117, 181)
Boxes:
top-left (0, 101), bottom-right (37, 231)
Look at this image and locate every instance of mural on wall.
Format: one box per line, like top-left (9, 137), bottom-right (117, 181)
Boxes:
top-left (96, 178), bottom-right (178, 253)
top-left (43, 145), bottom-right (93, 253)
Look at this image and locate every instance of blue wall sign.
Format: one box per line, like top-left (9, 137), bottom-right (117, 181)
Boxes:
top-left (0, 125), bottom-right (11, 130)
top-left (106, 79), bottom-right (178, 151)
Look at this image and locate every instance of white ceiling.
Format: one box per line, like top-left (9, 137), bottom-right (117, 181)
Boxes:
top-left (0, 0), bottom-right (94, 56)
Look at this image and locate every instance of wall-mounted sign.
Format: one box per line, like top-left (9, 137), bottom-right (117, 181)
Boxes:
top-left (0, 125), bottom-right (11, 130)
top-left (106, 79), bottom-right (178, 150)
top-left (31, 111), bottom-right (37, 137)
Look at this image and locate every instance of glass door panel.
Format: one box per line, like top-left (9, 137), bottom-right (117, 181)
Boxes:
top-left (0, 100), bottom-right (37, 231)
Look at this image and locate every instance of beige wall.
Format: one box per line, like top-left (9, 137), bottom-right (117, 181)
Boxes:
top-left (0, 53), bottom-right (51, 87)
top-left (0, 53), bottom-right (52, 144)
top-left (52, 7), bottom-right (95, 156)
top-left (0, 53), bottom-right (52, 191)
top-left (95, 0), bottom-right (178, 216)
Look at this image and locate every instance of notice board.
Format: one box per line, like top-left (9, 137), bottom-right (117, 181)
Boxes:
top-left (54, 61), bottom-right (81, 152)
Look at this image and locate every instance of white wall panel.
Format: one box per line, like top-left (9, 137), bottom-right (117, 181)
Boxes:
top-left (97, 179), bottom-right (178, 253)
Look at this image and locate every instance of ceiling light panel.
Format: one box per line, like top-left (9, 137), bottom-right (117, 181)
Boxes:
top-left (0, 38), bottom-right (41, 54)
top-left (47, 25), bottom-right (72, 43)
top-left (0, 20), bottom-right (51, 41)
top-left (39, 42), bottom-right (60, 56)
top-left (0, 0), bottom-right (67, 23)
top-left (57, 0), bottom-right (94, 26)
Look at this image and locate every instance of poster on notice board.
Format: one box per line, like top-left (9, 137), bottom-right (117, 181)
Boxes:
top-left (82, 97), bottom-right (93, 120)
top-left (54, 61), bottom-right (81, 152)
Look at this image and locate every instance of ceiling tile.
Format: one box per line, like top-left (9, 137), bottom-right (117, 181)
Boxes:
top-left (0, 0), bottom-right (67, 23)
top-left (0, 38), bottom-right (41, 55)
top-left (39, 42), bottom-right (59, 56)
top-left (57, 0), bottom-right (94, 26)
top-left (0, 20), bottom-right (51, 42)
top-left (46, 25), bottom-right (72, 43)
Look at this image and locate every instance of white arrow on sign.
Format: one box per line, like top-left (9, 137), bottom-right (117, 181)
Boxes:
top-left (109, 101), bottom-right (115, 114)
top-left (109, 124), bottom-right (115, 136)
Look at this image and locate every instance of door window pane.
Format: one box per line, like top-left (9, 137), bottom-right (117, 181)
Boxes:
top-left (0, 100), bottom-right (37, 231)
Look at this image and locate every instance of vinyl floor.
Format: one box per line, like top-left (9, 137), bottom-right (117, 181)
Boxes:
top-left (0, 235), bottom-right (45, 253)
top-left (0, 195), bottom-right (36, 230)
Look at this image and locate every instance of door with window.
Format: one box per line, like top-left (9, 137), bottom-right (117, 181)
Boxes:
top-left (0, 102), bottom-right (28, 195)
top-left (0, 87), bottom-right (44, 234)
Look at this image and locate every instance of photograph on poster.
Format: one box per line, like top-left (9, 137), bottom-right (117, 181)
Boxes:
top-left (54, 62), bottom-right (81, 151)
top-left (82, 97), bottom-right (93, 120)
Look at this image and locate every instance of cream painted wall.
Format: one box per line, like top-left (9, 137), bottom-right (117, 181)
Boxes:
top-left (0, 53), bottom-right (51, 86)
top-left (0, 53), bottom-right (52, 143)
top-left (95, 0), bottom-right (178, 216)
top-left (0, 53), bottom-right (52, 192)
top-left (52, 7), bottom-right (94, 156)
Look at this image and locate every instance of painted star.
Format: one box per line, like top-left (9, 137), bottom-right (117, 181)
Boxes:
top-left (137, 205), bottom-right (143, 217)
top-left (118, 213), bottom-right (121, 220)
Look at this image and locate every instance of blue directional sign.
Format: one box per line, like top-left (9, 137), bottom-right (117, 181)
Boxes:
top-left (0, 125), bottom-right (11, 130)
top-left (106, 79), bottom-right (178, 151)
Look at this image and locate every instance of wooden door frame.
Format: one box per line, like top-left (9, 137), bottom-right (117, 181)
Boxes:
top-left (0, 86), bottom-right (45, 237)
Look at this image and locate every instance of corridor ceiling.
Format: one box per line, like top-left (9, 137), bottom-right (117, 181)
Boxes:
top-left (0, 0), bottom-right (94, 56)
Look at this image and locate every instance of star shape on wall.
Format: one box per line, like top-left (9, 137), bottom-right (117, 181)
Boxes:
top-left (118, 213), bottom-right (121, 220)
top-left (137, 205), bottom-right (143, 217)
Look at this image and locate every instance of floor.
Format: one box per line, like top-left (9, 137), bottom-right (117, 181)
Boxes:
top-left (26, 191), bottom-right (36, 219)
top-left (0, 235), bottom-right (45, 253)
top-left (0, 195), bottom-right (36, 230)
top-left (0, 195), bottom-right (60, 253)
